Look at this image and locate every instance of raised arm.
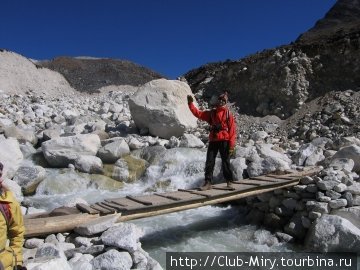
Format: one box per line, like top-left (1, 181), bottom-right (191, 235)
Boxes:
top-left (187, 95), bottom-right (211, 123)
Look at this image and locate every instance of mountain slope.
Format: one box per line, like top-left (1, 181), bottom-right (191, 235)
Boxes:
top-left (39, 57), bottom-right (164, 93)
top-left (184, 0), bottom-right (360, 119)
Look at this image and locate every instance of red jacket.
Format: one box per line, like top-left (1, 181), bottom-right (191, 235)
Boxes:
top-left (188, 102), bottom-right (236, 149)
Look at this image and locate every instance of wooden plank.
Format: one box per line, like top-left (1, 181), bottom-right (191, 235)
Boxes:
top-left (154, 193), bottom-right (182, 201)
top-left (231, 180), bottom-right (261, 186)
top-left (133, 194), bottom-right (176, 205)
top-left (266, 174), bottom-right (299, 180)
top-left (98, 202), bottom-right (121, 213)
top-left (101, 201), bottom-right (127, 212)
top-left (24, 213), bottom-right (100, 238)
top-left (104, 199), bottom-right (128, 207)
top-left (178, 189), bottom-right (213, 198)
top-left (236, 178), bottom-right (297, 186)
top-left (90, 203), bottom-right (116, 215)
top-left (108, 198), bottom-right (147, 209)
top-left (126, 195), bottom-right (153, 206)
top-left (153, 191), bottom-right (207, 201)
top-left (250, 176), bottom-right (289, 183)
top-left (76, 203), bottom-right (100, 214)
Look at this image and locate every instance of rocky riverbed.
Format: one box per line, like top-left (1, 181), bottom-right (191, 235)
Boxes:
top-left (1, 77), bottom-right (360, 269)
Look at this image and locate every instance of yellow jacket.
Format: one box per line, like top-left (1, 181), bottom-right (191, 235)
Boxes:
top-left (0, 190), bottom-right (25, 270)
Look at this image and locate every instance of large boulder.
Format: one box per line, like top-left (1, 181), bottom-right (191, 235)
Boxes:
top-left (97, 138), bottom-right (130, 163)
top-left (42, 134), bottom-right (101, 167)
top-left (129, 79), bottom-right (197, 139)
top-left (13, 165), bottom-right (46, 195)
top-left (101, 223), bottom-right (143, 253)
top-left (0, 137), bottom-right (24, 178)
top-left (4, 125), bottom-right (37, 145)
top-left (305, 214), bottom-right (360, 252)
top-left (91, 249), bottom-right (132, 270)
top-left (331, 145), bottom-right (360, 173)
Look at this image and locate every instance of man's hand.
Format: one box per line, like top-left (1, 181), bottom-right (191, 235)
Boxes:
top-left (229, 147), bottom-right (236, 157)
top-left (187, 95), bottom-right (194, 104)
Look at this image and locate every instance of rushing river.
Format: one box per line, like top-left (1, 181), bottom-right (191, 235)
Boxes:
top-left (25, 147), bottom-right (298, 269)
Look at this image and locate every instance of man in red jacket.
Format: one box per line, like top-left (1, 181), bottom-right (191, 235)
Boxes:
top-left (187, 92), bottom-right (236, 190)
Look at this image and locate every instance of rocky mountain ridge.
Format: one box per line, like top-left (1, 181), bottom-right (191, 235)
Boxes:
top-left (39, 57), bottom-right (164, 93)
top-left (184, 0), bottom-right (360, 120)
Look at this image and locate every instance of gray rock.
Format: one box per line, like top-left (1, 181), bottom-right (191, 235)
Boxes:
top-left (250, 131), bottom-right (268, 141)
top-left (284, 215), bottom-right (306, 238)
top-left (348, 183), bottom-right (360, 195)
top-left (74, 155), bottom-right (103, 174)
top-left (300, 176), bottom-right (314, 185)
top-left (305, 214), bottom-right (360, 252)
top-left (316, 180), bottom-right (340, 191)
top-left (230, 157), bottom-right (247, 180)
top-left (329, 158), bottom-right (355, 172)
top-left (65, 245), bottom-right (105, 259)
top-left (245, 208), bottom-right (264, 224)
top-left (35, 243), bottom-right (66, 260)
top-left (343, 192), bottom-right (354, 207)
top-left (13, 165), bottom-right (46, 195)
top-left (97, 138), bottom-right (130, 163)
top-left (306, 184), bottom-right (318, 193)
top-left (308, 211), bottom-right (322, 220)
top-left (128, 137), bottom-right (144, 150)
top-left (329, 199), bottom-right (347, 209)
top-left (304, 147), bottom-right (325, 166)
top-left (101, 223), bottom-right (144, 253)
top-left (129, 79), bottom-right (197, 139)
top-left (4, 125), bottom-right (37, 145)
top-left (301, 216), bottom-right (312, 228)
top-left (325, 190), bottom-right (342, 200)
top-left (306, 201), bottom-right (329, 214)
top-left (180, 134), bottom-right (205, 148)
top-left (275, 232), bottom-right (294, 243)
top-left (91, 249), bottom-right (132, 270)
top-left (292, 143), bottom-right (317, 166)
top-left (42, 134), bottom-right (101, 167)
top-left (74, 215), bottom-right (118, 236)
top-left (25, 238), bottom-right (45, 249)
top-left (256, 143), bottom-right (292, 164)
top-left (334, 183), bottom-right (347, 193)
top-left (332, 145), bottom-right (360, 173)
top-left (333, 137), bottom-right (360, 150)
top-left (0, 137), bottom-right (24, 178)
top-left (282, 198), bottom-right (298, 211)
top-left (25, 256), bottom-right (72, 270)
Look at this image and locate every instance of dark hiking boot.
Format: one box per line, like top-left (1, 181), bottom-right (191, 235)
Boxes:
top-left (200, 181), bottom-right (212, 191)
top-left (226, 181), bottom-right (235, 190)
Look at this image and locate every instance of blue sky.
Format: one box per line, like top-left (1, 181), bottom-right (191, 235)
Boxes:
top-left (1, 0), bottom-right (336, 78)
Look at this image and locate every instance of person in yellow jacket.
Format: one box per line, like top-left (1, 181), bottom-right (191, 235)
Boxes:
top-left (0, 162), bottom-right (26, 270)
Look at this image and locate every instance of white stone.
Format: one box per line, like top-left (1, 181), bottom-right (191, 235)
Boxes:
top-left (42, 134), bottom-right (101, 167)
top-left (332, 145), bottom-right (360, 173)
top-left (101, 223), bottom-right (144, 252)
top-left (129, 79), bottom-right (197, 139)
top-left (97, 138), bottom-right (130, 163)
top-left (74, 155), bottom-right (103, 174)
top-left (180, 134), bottom-right (205, 148)
top-left (305, 214), bottom-right (360, 252)
top-left (330, 158), bottom-right (355, 173)
top-left (0, 137), bottom-right (23, 178)
top-left (74, 215), bottom-right (118, 236)
top-left (91, 249), bottom-right (132, 270)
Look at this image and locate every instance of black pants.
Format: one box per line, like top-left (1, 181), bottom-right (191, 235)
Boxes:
top-left (205, 141), bottom-right (234, 183)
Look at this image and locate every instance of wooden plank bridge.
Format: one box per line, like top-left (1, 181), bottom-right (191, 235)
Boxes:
top-left (24, 166), bottom-right (321, 237)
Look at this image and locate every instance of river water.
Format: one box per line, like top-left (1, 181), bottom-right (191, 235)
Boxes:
top-left (25, 147), bottom-right (298, 269)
